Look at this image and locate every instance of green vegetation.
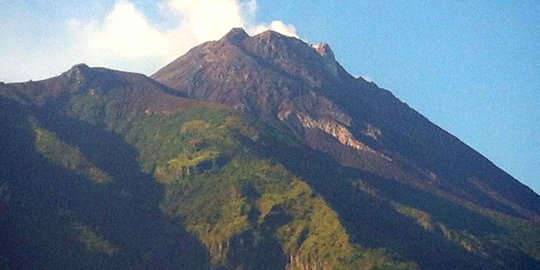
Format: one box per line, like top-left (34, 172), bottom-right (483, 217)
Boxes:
top-left (72, 222), bottom-right (117, 256)
top-left (354, 168), bottom-right (540, 268)
top-left (396, 205), bottom-right (434, 230)
top-left (68, 91), bottom-right (107, 125)
top-left (5, 69), bottom-right (537, 269)
top-left (469, 203), bottom-right (540, 260)
top-left (393, 203), bottom-right (507, 258)
top-left (117, 106), bottom-right (414, 269)
top-left (63, 89), bottom-right (414, 268)
top-left (121, 107), bottom-right (243, 172)
top-left (33, 124), bottom-right (111, 183)
top-left (505, 219), bottom-right (540, 260)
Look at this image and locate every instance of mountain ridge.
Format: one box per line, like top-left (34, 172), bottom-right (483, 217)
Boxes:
top-left (0, 28), bottom-right (538, 269)
top-left (152, 28), bottom-right (539, 219)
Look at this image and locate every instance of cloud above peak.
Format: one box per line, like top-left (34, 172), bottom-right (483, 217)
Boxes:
top-left (71, 0), bottom-right (300, 76)
top-left (249, 20), bottom-right (299, 38)
top-left (166, 0), bottom-right (245, 41)
top-left (86, 1), bottom-right (178, 59)
top-left (0, 0), bottom-right (300, 82)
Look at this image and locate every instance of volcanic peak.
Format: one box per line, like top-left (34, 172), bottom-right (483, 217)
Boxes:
top-left (62, 63), bottom-right (92, 79)
top-left (220, 27), bottom-right (249, 44)
top-left (311, 42), bottom-right (335, 59)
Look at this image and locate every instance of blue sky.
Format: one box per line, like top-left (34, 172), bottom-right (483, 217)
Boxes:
top-left (1, 1), bottom-right (538, 193)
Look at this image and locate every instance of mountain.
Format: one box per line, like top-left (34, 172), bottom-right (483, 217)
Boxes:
top-left (0, 28), bottom-right (538, 269)
top-left (153, 28), bottom-right (539, 219)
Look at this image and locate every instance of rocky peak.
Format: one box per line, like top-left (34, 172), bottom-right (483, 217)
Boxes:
top-left (61, 63), bottom-right (94, 84)
top-left (250, 30), bottom-right (298, 49)
top-left (255, 29), bottom-right (282, 39)
top-left (220, 27), bottom-right (249, 44)
top-left (311, 42), bottom-right (335, 59)
top-left (311, 42), bottom-right (338, 77)
top-left (64, 63), bottom-right (90, 76)
top-left (58, 64), bottom-right (129, 95)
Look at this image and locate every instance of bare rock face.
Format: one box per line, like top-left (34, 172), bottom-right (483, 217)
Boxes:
top-left (312, 42), bottom-right (334, 58)
top-left (221, 27), bottom-right (249, 44)
top-left (295, 112), bottom-right (378, 154)
top-left (62, 63), bottom-right (91, 81)
top-left (311, 42), bottom-right (338, 76)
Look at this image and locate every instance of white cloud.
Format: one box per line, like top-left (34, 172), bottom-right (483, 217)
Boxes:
top-left (0, 0), bottom-right (300, 82)
top-left (166, 0), bottom-right (244, 42)
top-left (248, 20), bottom-right (299, 38)
top-left (69, 0), bottom-right (300, 76)
top-left (66, 18), bottom-right (81, 29)
top-left (87, 1), bottom-right (176, 59)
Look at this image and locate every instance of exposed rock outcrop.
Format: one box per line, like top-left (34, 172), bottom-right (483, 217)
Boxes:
top-left (311, 42), bottom-right (337, 77)
top-left (295, 112), bottom-right (378, 154)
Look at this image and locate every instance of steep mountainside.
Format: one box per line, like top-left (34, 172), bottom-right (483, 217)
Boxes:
top-left (0, 65), bottom-right (413, 269)
top-left (153, 29), bottom-right (539, 222)
top-left (153, 28), bottom-right (540, 269)
top-left (0, 28), bottom-right (538, 270)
